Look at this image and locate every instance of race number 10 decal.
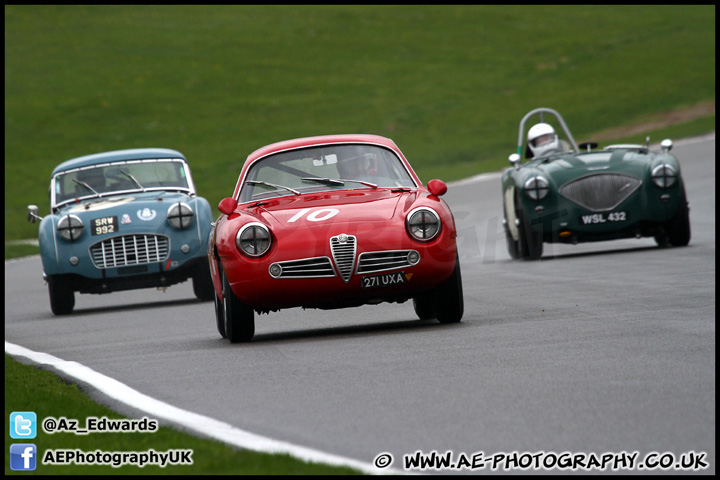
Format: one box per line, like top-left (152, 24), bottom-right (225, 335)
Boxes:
top-left (288, 208), bottom-right (340, 223)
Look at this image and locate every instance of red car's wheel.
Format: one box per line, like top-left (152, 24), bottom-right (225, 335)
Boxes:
top-left (434, 254), bottom-right (464, 324)
top-left (214, 290), bottom-right (226, 339)
top-left (221, 263), bottom-right (255, 343)
top-left (412, 295), bottom-right (436, 320)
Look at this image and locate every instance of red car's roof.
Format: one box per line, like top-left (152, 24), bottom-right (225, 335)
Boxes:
top-left (246, 134), bottom-right (402, 162)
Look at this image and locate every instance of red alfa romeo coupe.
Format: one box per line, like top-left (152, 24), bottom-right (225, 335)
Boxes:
top-left (208, 134), bottom-right (463, 342)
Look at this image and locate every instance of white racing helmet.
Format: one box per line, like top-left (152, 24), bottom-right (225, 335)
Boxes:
top-left (527, 123), bottom-right (561, 158)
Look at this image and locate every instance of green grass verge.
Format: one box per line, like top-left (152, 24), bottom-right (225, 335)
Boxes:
top-left (4, 5), bottom-right (715, 474)
top-left (5, 355), bottom-right (364, 475)
top-left (5, 5), bottom-right (715, 242)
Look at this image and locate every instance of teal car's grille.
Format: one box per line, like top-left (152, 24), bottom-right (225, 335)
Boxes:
top-left (90, 234), bottom-right (169, 269)
top-left (559, 173), bottom-right (641, 212)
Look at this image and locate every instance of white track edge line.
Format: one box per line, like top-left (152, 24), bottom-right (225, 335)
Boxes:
top-left (5, 341), bottom-right (400, 475)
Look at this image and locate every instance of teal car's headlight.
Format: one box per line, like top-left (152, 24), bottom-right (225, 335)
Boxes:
top-left (167, 202), bottom-right (195, 229)
top-left (57, 214), bottom-right (84, 241)
top-left (524, 176), bottom-right (550, 200)
top-left (651, 164), bottom-right (677, 188)
top-left (406, 207), bottom-right (441, 242)
top-left (236, 222), bottom-right (272, 257)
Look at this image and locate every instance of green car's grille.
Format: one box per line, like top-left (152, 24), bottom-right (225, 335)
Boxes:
top-left (559, 173), bottom-right (641, 212)
top-left (90, 234), bottom-right (169, 269)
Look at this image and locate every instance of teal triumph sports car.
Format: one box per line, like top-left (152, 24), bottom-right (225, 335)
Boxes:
top-left (502, 108), bottom-right (691, 260)
top-left (27, 148), bottom-right (215, 315)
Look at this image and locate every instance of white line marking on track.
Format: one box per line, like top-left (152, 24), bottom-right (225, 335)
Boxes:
top-left (5, 341), bottom-right (399, 475)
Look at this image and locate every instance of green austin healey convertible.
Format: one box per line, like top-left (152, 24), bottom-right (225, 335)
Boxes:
top-left (502, 108), bottom-right (690, 260)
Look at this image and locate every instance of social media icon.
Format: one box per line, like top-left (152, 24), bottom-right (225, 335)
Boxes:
top-left (10, 412), bottom-right (37, 439)
top-left (10, 444), bottom-right (37, 471)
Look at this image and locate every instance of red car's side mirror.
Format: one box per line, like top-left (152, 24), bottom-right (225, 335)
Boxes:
top-left (218, 197), bottom-right (238, 215)
top-left (427, 179), bottom-right (447, 197)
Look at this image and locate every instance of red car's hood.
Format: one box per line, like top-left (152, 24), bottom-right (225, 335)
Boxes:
top-left (240, 189), bottom-right (416, 229)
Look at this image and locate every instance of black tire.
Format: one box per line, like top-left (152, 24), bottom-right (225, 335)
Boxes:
top-left (504, 217), bottom-right (521, 259)
top-left (47, 275), bottom-right (75, 315)
top-left (666, 189), bottom-right (691, 247)
top-left (412, 295), bottom-right (436, 320)
top-left (434, 255), bottom-right (464, 324)
top-left (192, 264), bottom-right (215, 302)
top-left (214, 291), bottom-right (226, 338)
top-left (503, 197), bottom-right (521, 260)
top-left (516, 192), bottom-right (543, 260)
top-left (221, 264), bottom-right (255, 343)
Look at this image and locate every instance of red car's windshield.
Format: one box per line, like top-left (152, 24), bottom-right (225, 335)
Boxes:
top-left (239, 144), bottom-right (417, 202)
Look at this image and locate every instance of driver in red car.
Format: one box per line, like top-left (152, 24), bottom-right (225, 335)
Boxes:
top-left (337, 147), bottom-right (379, 181)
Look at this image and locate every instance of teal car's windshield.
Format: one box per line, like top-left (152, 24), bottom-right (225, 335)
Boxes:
top-left (53, 159), bottom-right (191, 207)
top-left (239, 144), bottom-right (417, 202)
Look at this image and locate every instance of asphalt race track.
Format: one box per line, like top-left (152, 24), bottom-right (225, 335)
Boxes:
top-left (5, 134), bottom-right (715, 475)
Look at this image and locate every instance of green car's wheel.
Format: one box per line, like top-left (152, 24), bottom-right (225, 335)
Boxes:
top-left (503, 197), bottom-right (521, 259)
top-left (504, 216), bottom-right (521, 259)
top-left (666, 187), bottom-right (691, 247)
top-left (516, 192), bottom-right (543, 260)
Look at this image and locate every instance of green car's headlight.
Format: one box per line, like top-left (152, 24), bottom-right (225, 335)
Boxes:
top-left (57, 214), bottom-right (84, 241)
top-left (167, 202), bottom-right (195, 229)
top-left (651, 164), bottom-right (677, 188)
top-left (236, 222), bottom-right (272, 257)
top-left (524, 176), bottom-right (550, 200)
top-left (406, 207), bottom-right (441, 242)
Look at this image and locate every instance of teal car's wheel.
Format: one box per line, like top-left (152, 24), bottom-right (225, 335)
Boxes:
top-left (47, 275), bottom-right (75, 316)
top-left (434, 254), bottom-right (464, 324)
top-left (221, 264), bottom-right (255, 343)
top-left (192, 264), bottom-right (215, 302)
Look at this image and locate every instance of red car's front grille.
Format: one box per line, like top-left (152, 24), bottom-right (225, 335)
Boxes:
top-left (356, 250), bottom-right (419, 275)
top-left (330, 235), bottom-right (357, 283)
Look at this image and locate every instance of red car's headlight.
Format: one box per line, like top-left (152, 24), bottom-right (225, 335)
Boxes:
top-left (406, 207), bottom-right (441, 242)
top-left (236, 222), bottom-right (272, 257)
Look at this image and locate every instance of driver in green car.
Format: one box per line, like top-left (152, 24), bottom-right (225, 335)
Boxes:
top-left (527, 122), bottom-right (563, 159)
